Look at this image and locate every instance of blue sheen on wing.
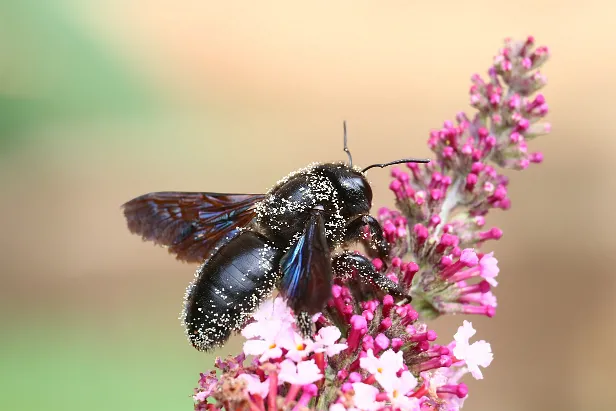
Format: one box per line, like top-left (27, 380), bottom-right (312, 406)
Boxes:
top-left (279, 209), bottom-right (332, 314)
top-left (280, 234), bottom-right (307, 299)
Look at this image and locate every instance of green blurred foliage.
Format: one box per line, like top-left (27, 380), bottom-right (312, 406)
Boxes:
top-left (0, 3), bottom-right (198, 410)
top-left (0, 1), bottom-right (154, 151)
top-left (0, 317), bottom-right (215, 411)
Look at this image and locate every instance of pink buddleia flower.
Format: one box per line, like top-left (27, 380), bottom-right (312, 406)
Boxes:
top-left (360, 349), bottom-right (404, 387)
top-left (278, 359), bottom-right (323, 385)
top-left (378, 371), bottom-right (420, 410)
top-left (191, 36), bottom-right (551, 411)
top-left (350, 383), bottom-right (383, 411)
top-left (279, 330), bottom-right (316, 362)
top-left (241, 296), bottom-right (294, 339)
top-left (313, 326), bottom-right (348, 356)
top-left (479, 252), bottom-right (500, 286)
top-left (329, 404), bottom-right (360, 411)
top-left (236, 374), bottom-right (269, 398)
top-left (453, 320), bottom-right (494, 379)
top-left (242, 327), bottom-right (289, 361)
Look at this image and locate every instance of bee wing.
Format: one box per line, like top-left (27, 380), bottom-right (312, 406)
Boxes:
top-left (122, 192), bottom-right (265, 263)
top-left (279, 209), bottom-right (332, 314)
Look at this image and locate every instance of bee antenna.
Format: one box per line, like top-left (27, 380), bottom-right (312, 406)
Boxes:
top-left (361, 157), bottom-right (430, 173)
top-left (343, 120), bottom-right (353, 167)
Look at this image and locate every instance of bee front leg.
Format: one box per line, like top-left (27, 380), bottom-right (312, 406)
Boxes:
top-left (343, 215), bottom-right (390, 261)
top-left (295, 311), bottom-right (315, 338)
top-left (332, 252), bottom-right (405, 300)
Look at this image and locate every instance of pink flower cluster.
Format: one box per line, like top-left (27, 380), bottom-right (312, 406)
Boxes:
top-left (193, 297), bottom-right (491, 411)
top-left (380, 35), bottom-right (550, 321)
top-left (192, 36), bottom-right (550, 411)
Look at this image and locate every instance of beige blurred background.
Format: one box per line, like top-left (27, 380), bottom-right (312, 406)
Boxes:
top-left (1, 1), bottom-right (614, 411)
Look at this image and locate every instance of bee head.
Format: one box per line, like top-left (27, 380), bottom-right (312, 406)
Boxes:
top-left (315, 163), bottom-right (373, 216)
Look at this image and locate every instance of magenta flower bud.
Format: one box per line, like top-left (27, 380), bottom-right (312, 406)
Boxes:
top-left (413, 224), bottom-right (429, 245)
top-left (530, 152), bottom-right (544, 163)
top-left (430, 189), bottom-right (443, 201)
top-left (331, 285), bottom-right (342, 298)
top-left (397, 171), bottom-right (410, 183)
top-left (492, 185), bottom-right (507, 200)
top-left (348, 372), bottom-right (362, 383)
top-left (390, 167), bottom-right (403, 178)
top-left (375, 393), bottom-right (390, 402)
top-left (439, 346), bottom-right (450, 356)
top-left (457, 280), bottom-right (491, 295)
top-left (465, 173), bottom-right (478, 191)
top-left (461, 143), bottom-right (473, 155)
top-left (414, 190), bottom-right (426, 205)
top-left (418, 355), bottom-right (452, 372)
top-left (438, 383), bottom-right (469, 398)
top-left (440, 255), bottom-right (453, 267)
top-left (362, 335), bottom-right (375, 351)
top-left (391, 338), bottom-right (404, 352)
top-left (440, 250), bottom-right (478, 280)
top-left (346, 315), bottom-right (367, 353)
top-left (436, 233), bottom-right (458, 253)
top-left (379, 317), bottom-right (392, 332)
top-left (442, 146), bottom-right (454, 159)
top-left (410, 330), bottom-right (438, 343)
top-left (297, 384), bottom-right (318, 407)
top-left (471, 162), bottom-right (484, 174)
top-left (477, 227), bottom-right (503, 241)
top-left (485, 135), bottom-right (497, 148)
top-left (403, 262), bottom-right (419, 285)
top-left (375, 334), bottom-right (390, 351)
top-left (508, 93), bottom-right (521, 109)
top-left (382, 295), bottom-right (394, 318)
top-left (404, 307), bottom-right (419, 323)
top-left (429, 214), bottom-right (441, 227)
top-left (463, 304), bottom-right (496, 317)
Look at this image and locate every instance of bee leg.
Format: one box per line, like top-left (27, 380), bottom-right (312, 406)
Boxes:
top-left (295, 311), bottom-right (315, 338)
top-left (343, 215), bottom-right (390, 262)
top-left (332, 252), bottom-right (405, 300)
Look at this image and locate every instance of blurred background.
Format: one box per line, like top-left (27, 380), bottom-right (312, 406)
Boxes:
top-left (1, 1), bottom-right (614, 410)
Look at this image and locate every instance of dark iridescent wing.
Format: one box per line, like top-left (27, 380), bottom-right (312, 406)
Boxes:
top-left (279, 209), bottom-right (332, 314)
top-left (122, 192), bottom-right (264, 262)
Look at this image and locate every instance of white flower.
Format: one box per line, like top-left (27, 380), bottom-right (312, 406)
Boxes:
top-left (351, 382), bottom-right (383, 411)
top-left (360, 349), bottom-right (404, 388)
top-left (278, 359), bottom-right (322, 385)
top-left (453, 321), bottom-right (494, 379)
top-left (313, 326), bottom-right (347, 357)
top-left (237, 374), bottom-right (269, 398)
top-left (329, 404), bottom-right (360, 411)
top-left (377, 370), bottom-right (419, 410)
top-left (242, 297), bottom-right (297, 362)
top-left (279, 331), bottom-right (315, 362)
top-left (242, 297), bottom-right (294, 340)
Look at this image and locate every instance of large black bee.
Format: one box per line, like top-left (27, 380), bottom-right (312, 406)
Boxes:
top-left (122, 126), bottom-right (429, 351)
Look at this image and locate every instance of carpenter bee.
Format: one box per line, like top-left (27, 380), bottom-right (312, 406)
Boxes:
top-left (122, 124), bottom-right (429, 351)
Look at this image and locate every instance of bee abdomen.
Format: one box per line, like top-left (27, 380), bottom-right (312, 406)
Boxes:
top-left (181, 231), bottom-right (283, 351)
